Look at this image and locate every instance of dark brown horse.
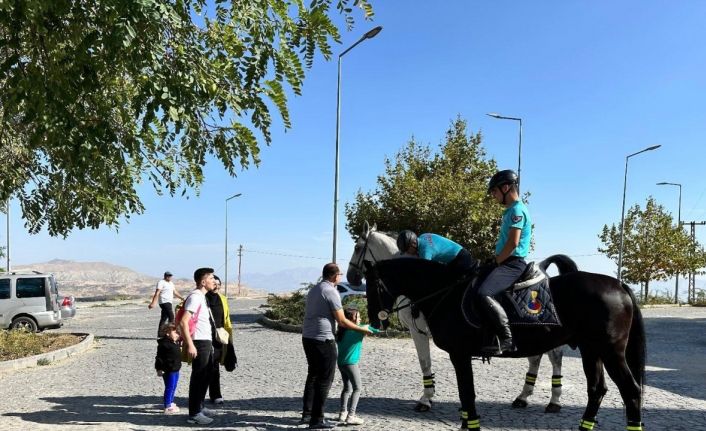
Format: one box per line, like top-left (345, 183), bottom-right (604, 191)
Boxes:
top-left (369, 255), bottom-right (646, 431)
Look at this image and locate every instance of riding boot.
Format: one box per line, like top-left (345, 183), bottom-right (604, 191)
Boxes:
top-left (480, 295), bottom-right (515, 355)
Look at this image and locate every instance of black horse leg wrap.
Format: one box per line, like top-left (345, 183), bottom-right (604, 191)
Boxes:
top-left (626, 420), bottom-right (643, 431)
top-left (551, 374), bottom-right (563, 388)
top-left (460, 410), bottom-right (480, 430)
top-left (579, 417), bottom-right (597, 430)
top-left (423, 373), bottom-right (435, 389)
top-left (524, 372), bottom-right (537, 386)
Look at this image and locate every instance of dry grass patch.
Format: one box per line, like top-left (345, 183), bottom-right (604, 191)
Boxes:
top-left (0, 330), bottom-right (85, 361)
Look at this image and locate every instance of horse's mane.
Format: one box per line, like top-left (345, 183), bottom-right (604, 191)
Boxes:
top-left (376, 257), bottom-right (456, 293)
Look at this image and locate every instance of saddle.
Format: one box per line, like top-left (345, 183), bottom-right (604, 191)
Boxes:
top-left (461, 262), bottom-right (561, 328)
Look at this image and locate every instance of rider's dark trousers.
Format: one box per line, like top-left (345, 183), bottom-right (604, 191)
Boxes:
top-left (302, 337), bottom-right (337, 424)
top-left (449, 248), bottom-right (478, 275)
top-left (478, 257), bottom-right (527, 296)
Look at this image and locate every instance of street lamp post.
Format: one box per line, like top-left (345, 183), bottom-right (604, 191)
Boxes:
top-left (617, 145), bottom-right (661, 282)
top-left (332, 26), bottom-right (382, 263)
top-left (225, 193), bottom-right (242, 297)
top-left (487, 113), bottom-right (523, 193)
top-left (657, 181), bottom-right (682, 303)
top-left (5, 199), bottom-right (9, 272)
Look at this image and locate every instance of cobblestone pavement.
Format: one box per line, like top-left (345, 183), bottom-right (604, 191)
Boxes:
top-left (0, 299), bottom-right (704, 430)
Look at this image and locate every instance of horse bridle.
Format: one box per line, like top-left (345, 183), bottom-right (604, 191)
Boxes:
top-left (352, 232), bottom-right (466, 329)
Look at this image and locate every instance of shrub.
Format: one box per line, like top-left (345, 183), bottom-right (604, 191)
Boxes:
top-left (639, 291), bottom-right (674, 305)
top-left (264, 289), bottom-right (407, 333)
top-left (0, 330), bottom-right (82, 361)
top-left (265, 291), bottom-right (307, 325)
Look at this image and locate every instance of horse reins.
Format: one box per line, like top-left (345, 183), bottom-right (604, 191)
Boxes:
top-left (352, 232), bottom-right (470, 328)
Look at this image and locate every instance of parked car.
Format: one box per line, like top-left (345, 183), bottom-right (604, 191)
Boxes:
top-left (336, 281), bottom-right (367, 300)
top-left (60, 295), bottom-right (76, 319)
top-left (0, 271), bottom-right (63, 332)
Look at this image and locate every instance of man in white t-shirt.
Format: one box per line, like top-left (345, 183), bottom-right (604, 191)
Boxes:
top-left (180, 267), bottom-right (216, 425)
top-left (148, 271), bottom-right (184, 336)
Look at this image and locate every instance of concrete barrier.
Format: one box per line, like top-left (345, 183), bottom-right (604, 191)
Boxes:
top-left (0, 333), bottom-right (94, 372)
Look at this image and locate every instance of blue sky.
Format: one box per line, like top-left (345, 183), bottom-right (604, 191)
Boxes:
top-left (5, 1), bottom-right (706, 295)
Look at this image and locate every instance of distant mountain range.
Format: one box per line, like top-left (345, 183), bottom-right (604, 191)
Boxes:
top-left (240, 267), bottom-right (323, 293)
top-left (12, 259), bottom-right (318, 299)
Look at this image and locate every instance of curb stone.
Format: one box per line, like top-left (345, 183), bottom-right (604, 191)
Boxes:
top-left (0, 333), bottom-right (94, 372)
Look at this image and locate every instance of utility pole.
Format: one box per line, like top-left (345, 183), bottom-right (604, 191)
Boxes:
top-left (237, 245), bottom-right (243, 296)
top-left (685, 221), bottom-right (706, 304)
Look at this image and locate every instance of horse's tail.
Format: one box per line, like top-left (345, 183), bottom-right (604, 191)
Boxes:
top-left (539, 254), bottom-right (579, 274)
top-left (623, 282), bottom-right (647, 393)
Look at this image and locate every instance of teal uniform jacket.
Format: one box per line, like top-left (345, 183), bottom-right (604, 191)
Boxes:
top-left (495, 200), bottom-right (532, 257)
top-left (337, 325), bottom-right (379, 366)
top-left (418, 233), bottom-right (463, 264)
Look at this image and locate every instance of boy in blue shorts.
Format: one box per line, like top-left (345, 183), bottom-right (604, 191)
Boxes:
top-left (480, 169), bottom-right (532, 355)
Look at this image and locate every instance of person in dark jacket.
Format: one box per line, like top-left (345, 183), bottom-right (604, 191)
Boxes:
top-left (155, 322), bottom-right (182, 414)
top-left (206, 275), bottom-right (233, 405)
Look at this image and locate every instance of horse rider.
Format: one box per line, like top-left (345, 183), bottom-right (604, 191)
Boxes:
top-left (480, 169), bottom-right (532, 356)
top-left (396, 231), bottom-right (477, 278)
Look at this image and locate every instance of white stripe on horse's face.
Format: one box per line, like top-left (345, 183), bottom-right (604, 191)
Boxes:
top-left (345, 228), bottom-right (399, 285)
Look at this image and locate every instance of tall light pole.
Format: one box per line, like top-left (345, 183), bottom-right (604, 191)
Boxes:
top-left (225, 193), bottom-right (242, 297)
top-left (333, 26), bottom-right (383, 263)
top-left (657, 181), bottom-right (682, 303)
top-left (617, 145), bottom-right (661, 282)
top-left (5, 199), bottom-right (9, 272)
top-left (487, 113), bottom-right (523, 193)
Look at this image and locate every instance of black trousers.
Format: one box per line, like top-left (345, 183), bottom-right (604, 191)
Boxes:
top-left (188, 340), bottom-right (213, 417)
top-left (209, 342), bottom-right (224, 401)
top-left (478, 257), bottom-right (527, 296)
top-left (158, 302), bottom-right (174, 335)
top-left (449, 248), bottom-right (479, 275)
top-left (302, 337), bottom-right (337, 424)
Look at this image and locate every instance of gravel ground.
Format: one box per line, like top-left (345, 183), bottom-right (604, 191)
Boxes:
top-left (0, 299), bottom-right (703, 430)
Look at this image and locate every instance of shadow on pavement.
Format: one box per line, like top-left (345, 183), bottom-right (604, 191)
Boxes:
top-left (4, 394), bottom-right (704, 430)
top-left (643, 316), bottom-right (706, 401)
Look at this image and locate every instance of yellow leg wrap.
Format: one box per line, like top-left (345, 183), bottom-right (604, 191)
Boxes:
top-left (466, 417), bottom-right (480, 430)
top-left (579, 418), bottom-right (596, 430)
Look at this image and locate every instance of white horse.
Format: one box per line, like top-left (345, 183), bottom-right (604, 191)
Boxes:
top-left (345, 222), bottom-right (565, 413)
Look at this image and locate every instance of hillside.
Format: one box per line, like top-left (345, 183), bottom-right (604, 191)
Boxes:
top-left (12, 259), bottom-right (268, 300)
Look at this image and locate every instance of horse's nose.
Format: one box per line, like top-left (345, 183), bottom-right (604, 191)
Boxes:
top-left (346, 267), bottom-right (362, 286)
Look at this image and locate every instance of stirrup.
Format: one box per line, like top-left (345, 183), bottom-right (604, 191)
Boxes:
top-left (482, 337), bottom-right (515, 356)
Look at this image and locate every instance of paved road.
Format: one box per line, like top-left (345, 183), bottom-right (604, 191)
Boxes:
top-left (0, 299), bottom-right (704, 430)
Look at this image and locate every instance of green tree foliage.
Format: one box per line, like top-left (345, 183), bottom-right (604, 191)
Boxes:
top-left (0, 0), bottom-right (372, 236)
top-left (345, 117), bottom-right (502, 259)
top-left (598, 197), bottom-right (706, 298)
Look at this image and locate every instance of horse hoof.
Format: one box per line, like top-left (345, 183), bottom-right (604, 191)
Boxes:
top-left (414, 402), bottom-right (431, 412)
top-left (511, 398), bottom-right (528, 409)
top-left (544, 403), bottom-right (561, 413)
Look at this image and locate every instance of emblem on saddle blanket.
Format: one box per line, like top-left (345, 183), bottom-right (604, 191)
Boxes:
top-left (503, 275), bottom-right (561, 326)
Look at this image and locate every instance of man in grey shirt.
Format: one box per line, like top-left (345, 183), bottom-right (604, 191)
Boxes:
top-left (301, 263), bottom-right (373, 430)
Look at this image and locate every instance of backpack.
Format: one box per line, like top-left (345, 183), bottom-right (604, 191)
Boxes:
top-left (174, 294), bottom-right (202, 339)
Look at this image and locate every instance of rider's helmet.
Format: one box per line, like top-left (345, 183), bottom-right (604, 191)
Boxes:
top-left (487, 169), bottom-right (518, 193)
top-left (396, 230), bottom-right (418, 253)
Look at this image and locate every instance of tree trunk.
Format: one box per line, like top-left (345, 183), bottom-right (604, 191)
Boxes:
top-left (644, 280), bottom-right (650, 299)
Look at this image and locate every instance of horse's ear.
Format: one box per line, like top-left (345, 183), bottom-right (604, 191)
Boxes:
top-left (363, 221), bottom-right (370, 236)
top-left (372, 223), bottom-right (377, 232)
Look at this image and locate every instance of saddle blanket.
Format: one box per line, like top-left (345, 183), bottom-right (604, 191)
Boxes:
top-left (501, 277), bottom-right (561, 326)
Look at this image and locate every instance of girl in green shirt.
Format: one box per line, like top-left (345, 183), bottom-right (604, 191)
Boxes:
top-left (335, 307), bottom-right (379, 425)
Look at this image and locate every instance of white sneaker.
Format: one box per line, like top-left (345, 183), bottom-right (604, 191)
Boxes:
top-left (187, 412), bottom-right (213, 425)
top-left (213, 398), bottom-right (224, 405)
top-left (346, 414), bottom-right (364, 425)
top-left (164, 405), bottom-right (180, 414)
top-left (200, 407), bottom-right (215, 417)
top-left (337, 411), bottom-right (348, 422)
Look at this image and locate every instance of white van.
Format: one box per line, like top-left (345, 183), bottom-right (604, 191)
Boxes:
top-left (0, 271), bottom-right (62, 332)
